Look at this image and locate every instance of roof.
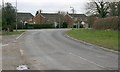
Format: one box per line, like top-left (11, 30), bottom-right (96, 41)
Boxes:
top-left (69, 14), bottom-right (86, 18)
top-left (36, 13), bottom-right (59, 18)
top-left (17, 12), bottom-right (34, 21)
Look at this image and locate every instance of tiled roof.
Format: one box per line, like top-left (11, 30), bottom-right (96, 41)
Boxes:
top-left (69, 14), bottom-right (86, 18)
top-left (17, 12), bottom-right (34, 21)
top-left (41, 13), bottom-right (59, 18)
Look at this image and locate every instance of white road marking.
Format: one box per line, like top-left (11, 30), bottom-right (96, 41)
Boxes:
top-left (69, 52), bottom-right (105, 69)
top-left (2, 44), bottom-right (9, 47)
top-left (16, 32), bottom-right (25, 40)
top-left (20, 49), bottom-right (24, 55)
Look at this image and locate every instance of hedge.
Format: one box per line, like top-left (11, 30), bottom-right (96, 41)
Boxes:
top-left (27, 24), bottom-right (54, 29)
top-left (93, 16), bottom-right (119, 30)
top-left (13, 23), bottom-right (54, 29)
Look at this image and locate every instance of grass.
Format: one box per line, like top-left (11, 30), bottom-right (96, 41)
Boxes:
top-left (1, 31), bottom-right (25, 35)
top-left (66, 29), bottom-right (118, 51)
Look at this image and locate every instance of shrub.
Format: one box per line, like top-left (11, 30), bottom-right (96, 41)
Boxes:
top-left (93, 16), bottom-right (119, 30)
top-left (62, 22), bottom-right (68, 28)
top-left (87, 17), bottom-right (97, 28)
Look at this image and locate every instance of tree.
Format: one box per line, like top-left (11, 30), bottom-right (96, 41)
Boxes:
top-left (109, 2), bottom-right (120, 16)
top-left (87, 15), bottom-right (98, 28)
top-left (94, 1), bottom-right (109, 18)
top-left (117, 1), bottom-right (120, 16)
top-left (2, 2), bottom-right (16, 32)
top-left (58, 11), bottom-right (66, 28)
top-left (86, 0), bottom-right (109, 18)
top-left (0, 5), bottom-right (2, 30)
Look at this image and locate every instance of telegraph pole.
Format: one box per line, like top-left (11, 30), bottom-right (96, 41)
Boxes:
top-left (70, 7), bottom-right (75, 30)
top-left (16, 0), bottom-right (17, 31)
top-left (2, 0), bottom-right (4, 8)
top-left (58, 11), bottom-right (61, 28)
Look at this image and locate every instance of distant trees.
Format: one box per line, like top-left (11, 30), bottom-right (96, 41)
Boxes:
top-left (2, 2), bottom-right (16, 32)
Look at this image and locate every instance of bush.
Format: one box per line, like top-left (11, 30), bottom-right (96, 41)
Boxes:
top-left (87, 17), bottom-right (97, 28)
top-left (93, 16), bottom-right (119, 30)
top-left (62, 22), bottom-right (68, 28)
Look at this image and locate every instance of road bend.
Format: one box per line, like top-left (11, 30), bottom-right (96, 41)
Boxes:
top-left (19, 29), bottom-right (118, 70)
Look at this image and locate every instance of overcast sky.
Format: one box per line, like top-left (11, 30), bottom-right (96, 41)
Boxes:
top-left (1, 0), bottom-right (91, 16)
top-left (1, 0), bottom-right (119, 16)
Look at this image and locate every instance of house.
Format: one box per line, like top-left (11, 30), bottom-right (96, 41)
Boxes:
top-left (64, 12), bottom-right (87, 28)
top-left (33, 10), bottom-right (59, 25)
top-left (33, 10), bottom-right (87, 28)
top-left (17, 12), bottom-right (34, 24)
top-left (64, 13), bottom-right (74, 28)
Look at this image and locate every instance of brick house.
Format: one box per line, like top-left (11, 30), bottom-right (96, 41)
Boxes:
top-left (64, 13), bottom-right (87, 28)
top-left (33, 13), bottom-right (45, 24)
top-left (33, 10), bottom-right (59, 24)
top-left (33, 10), bottom-right (87, 28)
top-left (64, 13), bottom-right (74, 28)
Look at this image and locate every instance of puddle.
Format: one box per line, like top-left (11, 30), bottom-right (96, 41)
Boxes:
top-left (16, 65), bottom-right (29, 70)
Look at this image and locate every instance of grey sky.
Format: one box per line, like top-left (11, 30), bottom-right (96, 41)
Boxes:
top-left (1, 0), bottom-right (91, 16)
top-left (1, 0), bottom-right (120, 16)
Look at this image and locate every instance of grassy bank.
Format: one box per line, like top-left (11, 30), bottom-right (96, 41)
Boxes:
top-left (66, 29), bottom-right (118, 51)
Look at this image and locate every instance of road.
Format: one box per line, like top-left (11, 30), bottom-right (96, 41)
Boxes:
top-left (2, 29), bottom-right (118, 70)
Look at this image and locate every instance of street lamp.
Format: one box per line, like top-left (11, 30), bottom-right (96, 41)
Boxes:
top-left (70, 6), bottom-right (75, 30)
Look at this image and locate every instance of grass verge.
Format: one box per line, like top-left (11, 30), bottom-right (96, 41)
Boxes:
top-left (66, 29), bottom-right (118, 51)
top-left (1, 31), bottom-right (25, 35)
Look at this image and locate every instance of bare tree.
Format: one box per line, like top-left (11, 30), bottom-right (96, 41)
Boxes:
top-left (109, 2), bottom-right (118, 16)
top-left (117, 1), bottom-right (120, 16)
top-left (86, 0), bottom-right (110, 18)
top-left (85, 2), bottom-right (97, 16)
top-left (58, 11), bottom-right (66, 28)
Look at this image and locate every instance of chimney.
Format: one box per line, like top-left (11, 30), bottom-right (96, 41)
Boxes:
top-left (39, 9), bottom-right (42, 14)
top-left (58, 11), bottom-right (60, 14)
top-left (67, 12), bottom-right (69, 14)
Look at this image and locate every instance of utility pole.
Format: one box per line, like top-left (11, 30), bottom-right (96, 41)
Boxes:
top-left (16, 0), bottom-right (17, 31)
top-left (70, 7), bottom-right (75, 30)
top-left (2, 0), bottom-right (4, 8)
top-left (58, 11), bottom-right (61, 28)
top-left (39, 9), bottom-right (42, 24)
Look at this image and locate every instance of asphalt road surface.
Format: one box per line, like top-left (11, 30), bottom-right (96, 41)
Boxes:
top-left (3, 29), bottom-right (118, 70)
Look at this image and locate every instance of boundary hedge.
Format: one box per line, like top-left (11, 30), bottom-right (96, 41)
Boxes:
top-left (93, 16), bottom-right (119, 30)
